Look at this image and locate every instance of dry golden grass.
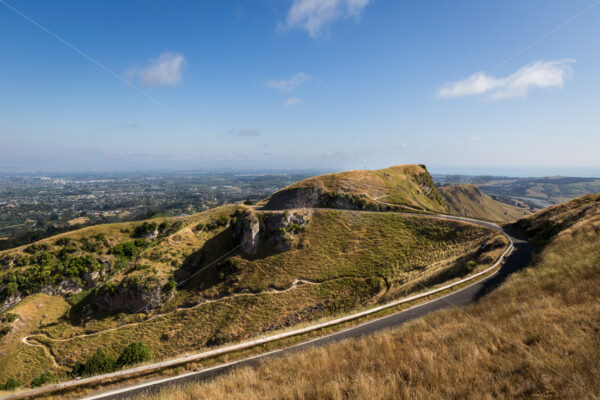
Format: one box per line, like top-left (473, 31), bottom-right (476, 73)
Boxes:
top-left (0, 294), bottom-right (69, 383)
top-left (282, 164), bottom-right (447, 212)
top-left (138, 197), bottom-right (600, 400)
top-left (440, 184), bottom-right (530, 222)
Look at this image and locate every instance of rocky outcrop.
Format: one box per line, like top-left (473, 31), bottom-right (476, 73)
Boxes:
top-left (0, 292), bottom-right (21, 313)
top-left (239, 210), bottom-right (312, 256)
top-left (91, 278), bottom-right (172, 314)
top-left (264, 187), bottom-right (379, 211)
top-left (241, 213), bottom-right (260, 255)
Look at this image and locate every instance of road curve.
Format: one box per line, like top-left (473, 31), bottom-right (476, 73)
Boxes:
top-left (82, 215), bottom-right (534, 400)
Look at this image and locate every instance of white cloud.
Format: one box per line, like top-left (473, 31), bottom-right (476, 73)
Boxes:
top-left (438, 59), bottom-right (574, 100)
top-left (266, 72), bottom-right (310, 91)
top-left (229, 128), bottom-right (260, 137)
top-left (284, 97), bottom-right (302, 107)
top-left (281, 0), bottom-right (371, 38)
top-left (395, 141), bottom-right (409, 150)
top-left (132, 52), bottom-right (186, 87)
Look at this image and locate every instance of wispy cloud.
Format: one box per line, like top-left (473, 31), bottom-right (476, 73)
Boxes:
top-left (281, 0), bottom-right (371, 38)
top-left (229, 128), bottom-right (260, 137)
top-left (438, 59), bottom-right (574, 100)
top-left (266, 72), bottom-right (310, 91)
top-left (395, 141), bottom-right (409, 150)
top-left (284, 97), bottom-right (302, 107)
top-left (130, 51), bottom-right (187, 87)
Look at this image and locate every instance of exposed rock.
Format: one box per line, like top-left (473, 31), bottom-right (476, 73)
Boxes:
top-left (0, 292), bottom-right (21, 313)
top-left (91, 279), bottom-right (173, 314)
top-left (264, 187), bottom-right (379, 211)
top-left (82, 271), bottom-right (100, 287)
top-left (239, 209), bottom-right (312, 256)
top-left (59, 279), bottom-right (85, 295)
top-left (241, 213), bottom-right (260, 255)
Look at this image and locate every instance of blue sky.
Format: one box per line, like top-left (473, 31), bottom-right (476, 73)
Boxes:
top-left (1, 0), bottom-right (599, 175)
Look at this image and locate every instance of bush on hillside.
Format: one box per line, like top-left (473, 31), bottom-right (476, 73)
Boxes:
top-left (116, 341), bottom-right (151, 367)
top-left (31, 371), bottom-right (55, 387)
top-left (0, 377), bottom-right (21, 390)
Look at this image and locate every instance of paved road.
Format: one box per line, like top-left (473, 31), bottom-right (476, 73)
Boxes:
top-left (85, 218), bottom-right (534, 400)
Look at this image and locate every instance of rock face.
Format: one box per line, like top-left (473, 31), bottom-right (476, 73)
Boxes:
top-left (0, 292), bottom-right (22, 313)
top-left (241, 213), bottom-right (261, 255)
top-left (239, 210), bottom-right (312, 256)
top-left (264, 187), bottom-right (381, 211)
top-left (92, 280), bottom-right (170, 314)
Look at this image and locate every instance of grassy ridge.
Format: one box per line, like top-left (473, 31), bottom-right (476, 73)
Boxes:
top-left (270, 164), bottom-right (447, 212)
top-left (439, 184), bottom-right (530, 222)
top-left (137, 195), bottom-right (600, 400)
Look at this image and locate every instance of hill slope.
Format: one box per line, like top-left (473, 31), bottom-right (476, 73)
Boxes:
top-left (0, 204), bottom-right (507, 386)
top-left (264, 164), bottom-right (447, 213)
top-left (137, 194), bottom-right (600, 400)
top-left (439, 184), bottom-right (530, 222)
top-left (265, 164), bottom-right (529, 222)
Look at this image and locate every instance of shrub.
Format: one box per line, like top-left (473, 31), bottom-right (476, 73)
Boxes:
top-left (0, 377), bottom-right (21, 390)
top-left (0, 325), bottom-right (12, 339)
top-left (465, 260), bottom-right (477, 273)
top-left (133, 222), bottom-right (158, 238)
top-left (0, 313), bottom-right (18, 322)
top-left (82, 348), bottom-right (116, 375)
top-left (31, 371), bottom-right (55, 387)
top-left (111, 242), bottom-right (138, 258)
top-left (164, 279), bottom-right (177, 292)
top-left (116, 342), bottom-right (151, 367)
top-left (4, 282), bottom-right (18, 296)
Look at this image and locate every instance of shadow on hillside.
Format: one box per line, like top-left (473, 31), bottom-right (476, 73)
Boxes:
top-left (473, 231), bottom-right (535, 301)
top-left (175, 228), bottom-right (240, 291)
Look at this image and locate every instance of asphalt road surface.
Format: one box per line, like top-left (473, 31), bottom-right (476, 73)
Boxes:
top-left (85, 218), bottom-right (534, 400)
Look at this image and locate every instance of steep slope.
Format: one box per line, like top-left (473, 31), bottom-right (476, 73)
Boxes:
top-left (137, 194), bottom-right (600, 400)
top-left (508, 193), bottom-right (600, 248)
top-left (439, 184), bottom-right (530, 222)
top-left (264, 164), bottom-right (447, 213)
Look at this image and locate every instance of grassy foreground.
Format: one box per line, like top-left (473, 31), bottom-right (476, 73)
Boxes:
top-left (137, 196), bottom-right (600, 400)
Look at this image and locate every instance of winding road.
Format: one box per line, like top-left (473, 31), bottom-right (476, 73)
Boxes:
top-left (0, 214), bottom-right (534, 400)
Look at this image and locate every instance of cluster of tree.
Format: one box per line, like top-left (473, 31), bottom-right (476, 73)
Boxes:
top-left (71, 342), bottom-right (151, 377)
top-left (110, 239), bottom-right (148, 259)
top-left (194, 215), bottom-right (231, 232)
top-left (1, 253), bottom-right (101, 297)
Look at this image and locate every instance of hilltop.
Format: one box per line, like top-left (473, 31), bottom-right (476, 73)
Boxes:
top-left (265, 164), bottom-right (529, 222)
top-left (264, 164), bottom-right (447, 212)
top-left (136, 194), bottom-right (600, 400)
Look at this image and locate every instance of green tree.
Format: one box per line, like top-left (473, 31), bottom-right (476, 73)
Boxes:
top-left (116, 341), bottom-right (151, 367)
top-left (1, 377), bottom-right (21, 390)
top-left (31, 371), bottom-right (55, 387)
top-left (84, 348), bottom-right (116, 375)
